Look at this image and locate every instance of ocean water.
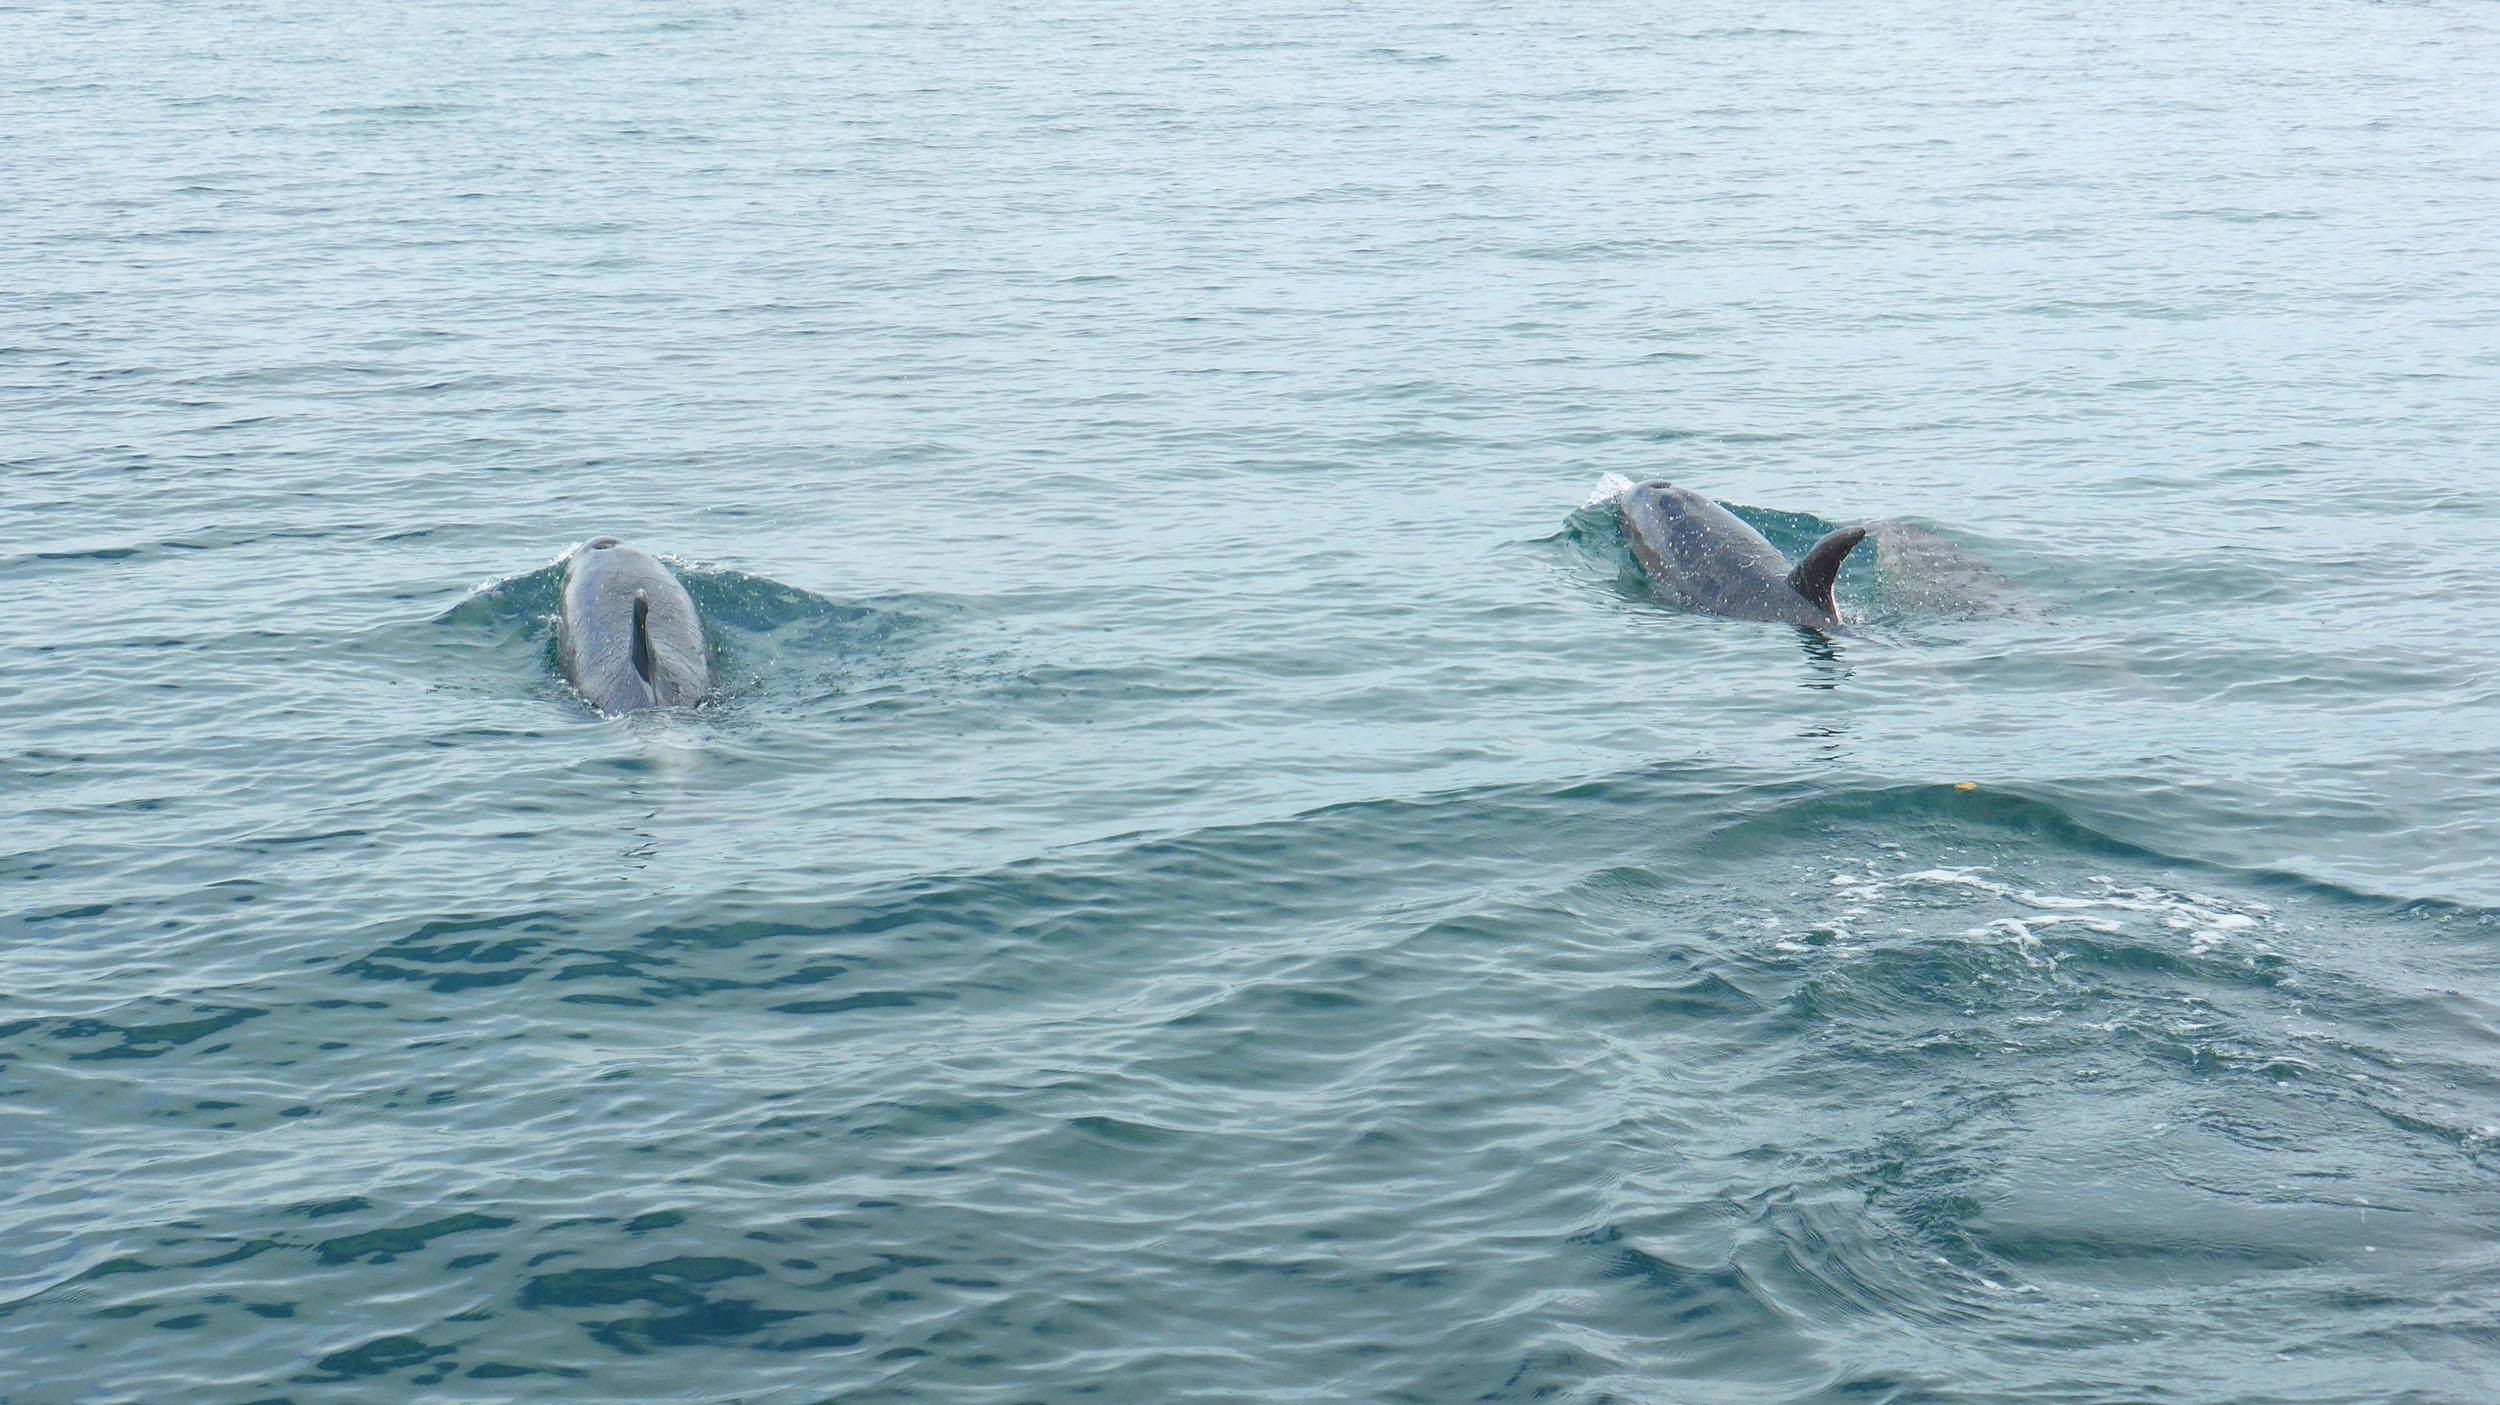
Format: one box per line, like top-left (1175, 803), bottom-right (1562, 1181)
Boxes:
top-left (6, 0), bottom-right (2500, 1399)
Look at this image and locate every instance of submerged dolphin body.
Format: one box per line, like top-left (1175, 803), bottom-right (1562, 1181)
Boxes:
top-left (1616, 481), bottom-right (1867, 629)
top-left (557, 537), bottom-right (709, 712)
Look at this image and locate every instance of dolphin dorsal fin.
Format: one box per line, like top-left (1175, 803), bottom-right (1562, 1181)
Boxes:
top-left (1787, 526), bottom-right (1868, 614)
top-left (630, 590), bottom-right (656, 686)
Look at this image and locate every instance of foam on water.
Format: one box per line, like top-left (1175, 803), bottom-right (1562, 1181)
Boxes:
top-left (1803, 861), bottom-right (2272, 965)
top-left (1582, 472), bottom-right (1636, 509)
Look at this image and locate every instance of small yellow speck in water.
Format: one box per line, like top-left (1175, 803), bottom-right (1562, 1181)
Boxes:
top-left (1955, 782), bottom-right (1977, 792)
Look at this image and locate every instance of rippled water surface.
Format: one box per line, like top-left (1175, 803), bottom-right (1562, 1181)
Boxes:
top-left (8, 1), bottom-right (2500, 1400)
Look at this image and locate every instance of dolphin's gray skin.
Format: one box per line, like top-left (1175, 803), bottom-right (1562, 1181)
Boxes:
top-left (557, 537), bottom-right (709, 712)
top-left (1617, 481), bottom-right (1867, 629)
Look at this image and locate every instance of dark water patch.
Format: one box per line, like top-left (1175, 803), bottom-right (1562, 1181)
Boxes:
top-left (316, 1214), bottom-right (512, 1266)
top-left (27, 545), bottom-right (144, 563)
top-left (287, 1197), bottom-right (372, 1221)
top-left (19, 902), bottom-right (113, 925)
top-left (336, 910), bottom-right (569, 995)
top-left (323, 903), bottom-right (976, 1017)
top-left (767, 991), bottom-right (926, 1016)
top-left (302, 1331), bottom-right (456, 1382)
top-left (520, 1255), bottom-right (802, 1352)
top-left (17, 1003), bottom-right (270, 1063)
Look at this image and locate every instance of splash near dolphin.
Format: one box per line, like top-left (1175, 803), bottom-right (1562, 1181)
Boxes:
top-left (557, 537), bottom-right (710, 712)
top-left (1616, 481), bottom-right (1867, 629)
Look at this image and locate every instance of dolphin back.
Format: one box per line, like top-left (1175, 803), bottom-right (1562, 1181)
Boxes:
top-left (558, 539), bottom-right (710, 712)
top-left (1618, 481), bottom-right (1861, 628)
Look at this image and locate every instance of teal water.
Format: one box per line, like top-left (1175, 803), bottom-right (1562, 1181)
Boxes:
top-left (7, 1), bottom-right (2500, 1400)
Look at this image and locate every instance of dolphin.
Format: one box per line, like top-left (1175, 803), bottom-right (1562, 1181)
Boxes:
top-left (557, 537), bottom-right (709, 712)
top-left (1616, 481), bottom-right (1867, 629)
